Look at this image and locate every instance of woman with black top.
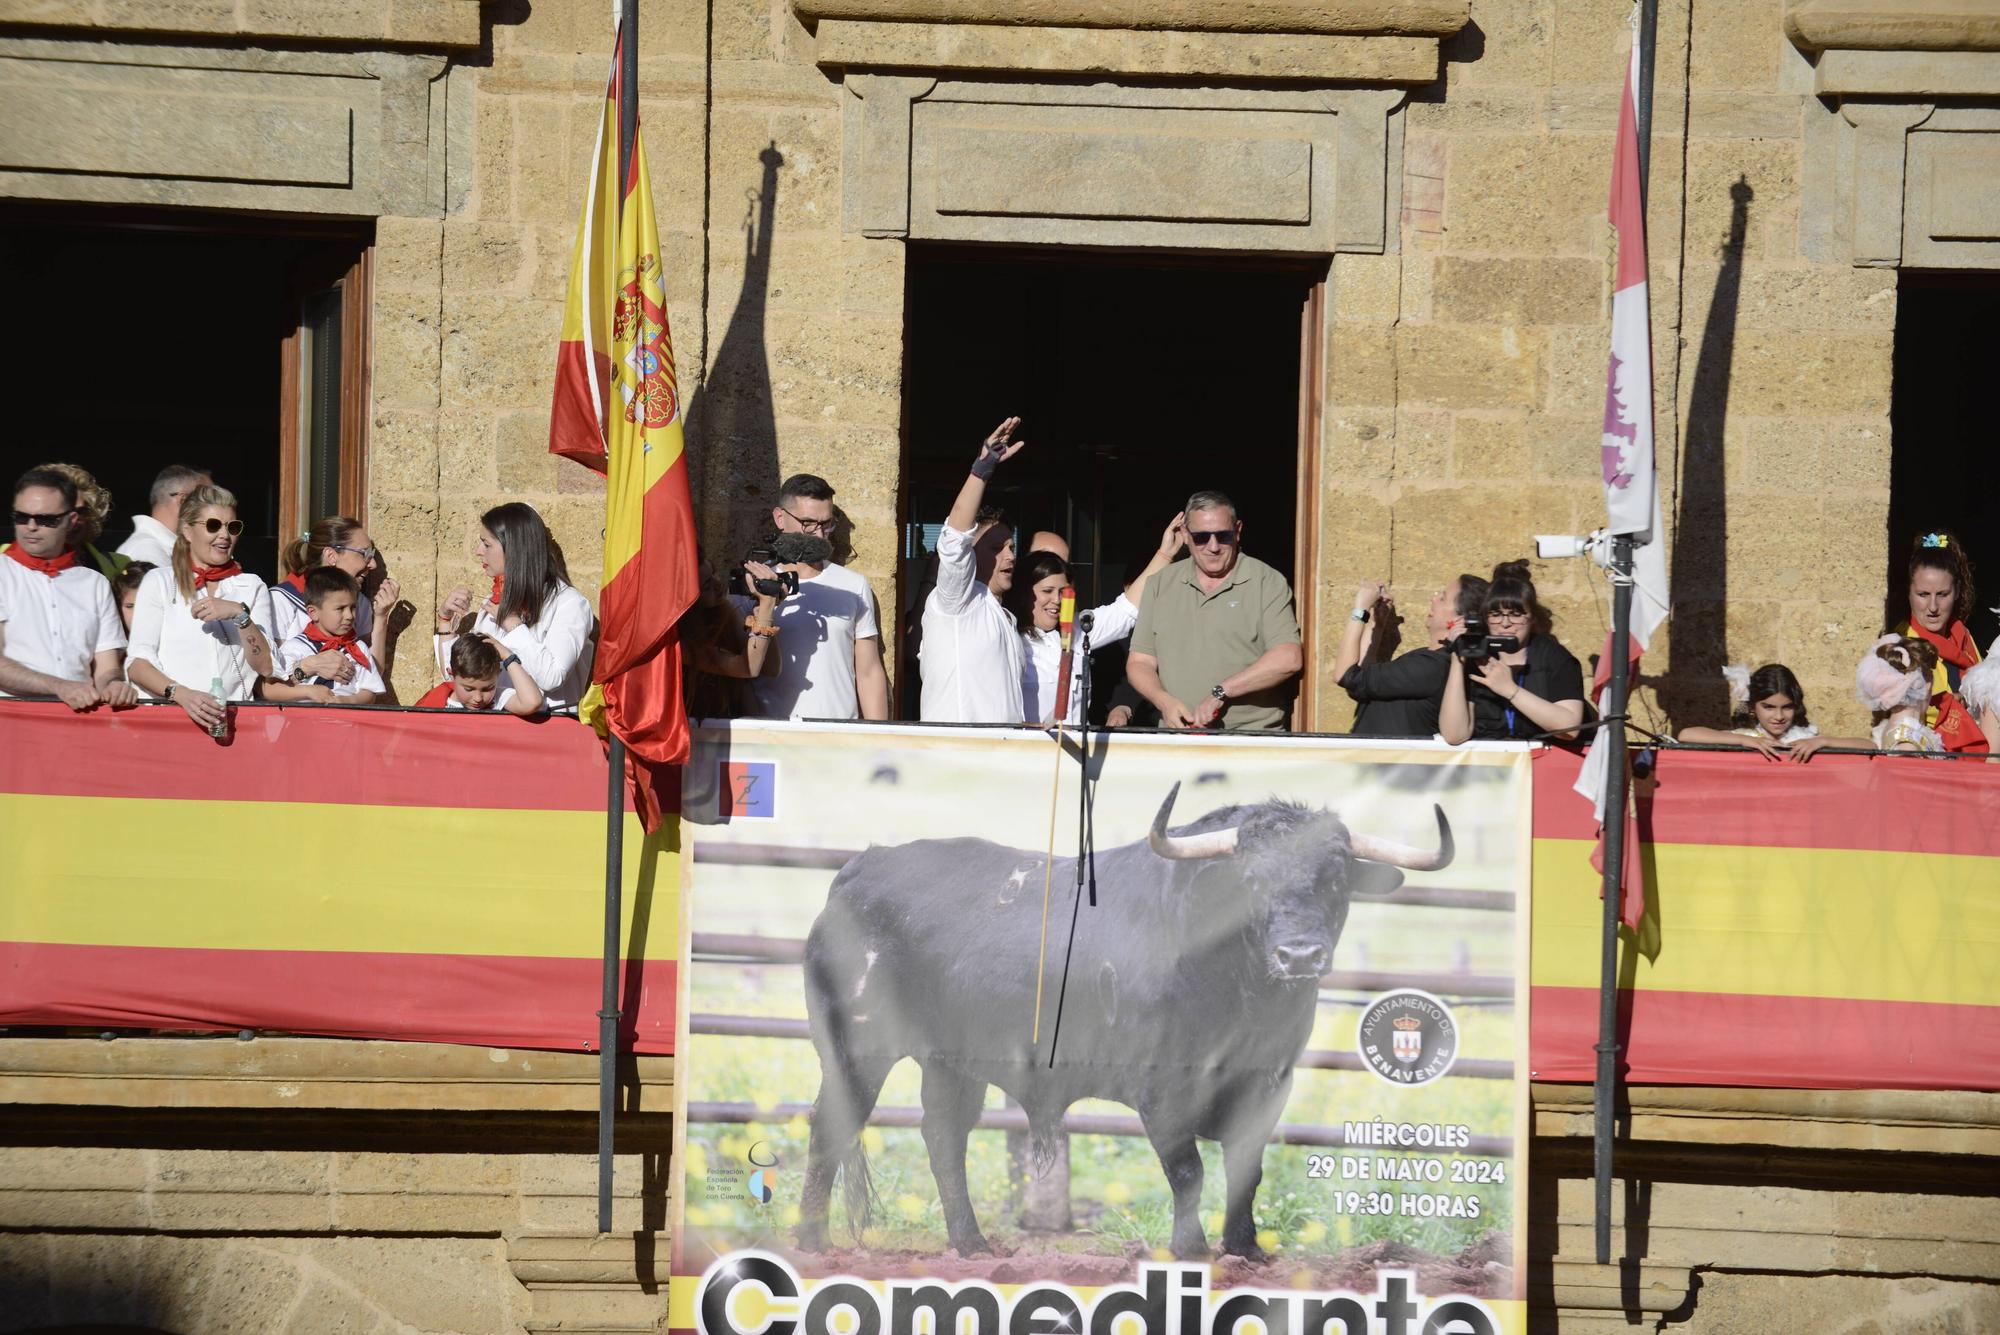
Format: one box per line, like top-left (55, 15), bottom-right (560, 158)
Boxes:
top-left (1439, 560), bottom-right (1586, 743)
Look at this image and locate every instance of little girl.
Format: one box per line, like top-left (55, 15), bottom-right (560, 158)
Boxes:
top-left (1859, 635), bottom-right (1945, 752)
top-left (1678, 663), bottom-right (1854, 761)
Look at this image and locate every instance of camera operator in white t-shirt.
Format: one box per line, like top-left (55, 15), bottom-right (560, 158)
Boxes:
top-left (732, 474), bottom-right (888, 721)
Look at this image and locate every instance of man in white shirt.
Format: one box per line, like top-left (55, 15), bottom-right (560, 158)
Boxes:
top-left (1, 469), bottom-right (137, 710)
top-left (919, 417), bottom-right (1027, 724)
top-left (115, 463), bottom-right (211, 568)
top-left (748, 474), bottom-right (889, 720)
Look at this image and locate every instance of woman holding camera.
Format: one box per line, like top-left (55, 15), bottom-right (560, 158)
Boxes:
top-left (1439, 559), bottom-right (1586, 744)
top-left (434, 502), bottom-right (595, 711)
top-left (680, 554), bottom-right (783, 719)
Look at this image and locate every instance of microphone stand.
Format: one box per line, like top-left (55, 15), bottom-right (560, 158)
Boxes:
top-left (1047, 611), bottom-right (1094, 1068)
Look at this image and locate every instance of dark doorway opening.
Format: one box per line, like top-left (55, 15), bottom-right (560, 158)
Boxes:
top-left (899, 246), bottom-right (1320, 720)
top-left (1889, 273), bottom-right (2000, 650)
top-left (0, 204), bottom-right (372, 580)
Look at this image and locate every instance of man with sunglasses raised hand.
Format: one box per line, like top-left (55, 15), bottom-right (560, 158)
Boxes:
top-left (1126, 489), bottom-right (1302, 731)
top-left (0, 468), bottom-right (136, 711)
top-left (744, 473), bottom-right (888, 721)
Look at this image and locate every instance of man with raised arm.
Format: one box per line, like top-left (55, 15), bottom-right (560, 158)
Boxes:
top-left (918, 417), bottom-right (1026, 724)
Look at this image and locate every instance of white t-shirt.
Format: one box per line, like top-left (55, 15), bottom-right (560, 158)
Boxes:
top-left (435, 580), bottom-right (596, 711)
top-left (114, 515), bottom-right (175, 571)
top-left (1020, 593), bottom-right (1139, 726)
top-left (126, 567), bottom-right (276, 701)
top-left (0, 559), bottom-right (125, 692)
top-left (279, 632), bottom-right (386, 698)
top-left (731, 562), bottom-right (880, 720)
top-left (270, 575), bottom-right (374, 648)
top-left (919, 522), bottom-right (1024, 724)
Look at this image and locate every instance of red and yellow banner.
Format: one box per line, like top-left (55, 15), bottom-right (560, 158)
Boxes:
top-left (550, 17), bottom-right (700, 787)
top-left (1531, 746), bottom-right (2000, 1088)
top-left (0, 702), bottom-right (677, 1052)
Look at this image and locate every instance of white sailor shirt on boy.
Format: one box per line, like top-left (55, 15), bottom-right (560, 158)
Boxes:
top-left (435, 580), bottom-right (595, 711)
top-left (270, 574), bottom-right (375, 648)
top-left (126, 567), bottom-right (275, 701)
top-left (0, 557), bottom-right (125, 693)
top-left (279, 632), bottom-right (385, 698)
top-left (1020, 592), bottom-right (1138, 726)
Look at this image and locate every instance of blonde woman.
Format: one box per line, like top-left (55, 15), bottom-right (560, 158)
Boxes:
top-left (125, 486), bottom-right (276, 730)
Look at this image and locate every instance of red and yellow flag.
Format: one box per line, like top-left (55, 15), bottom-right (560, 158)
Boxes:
top-left (550, 19), bottom-right (700, 815)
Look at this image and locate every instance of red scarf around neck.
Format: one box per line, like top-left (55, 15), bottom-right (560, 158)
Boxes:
top-left (5, 545), bottom-right (79, 578)
top-left (490, 573), bottom-right (505, 605)
top-left (190, 560), bottom-right (243, 592)
top-left (301, 620), bottom-right (370, 668)
top-left (1900, 618), bottom-right (1988, 753)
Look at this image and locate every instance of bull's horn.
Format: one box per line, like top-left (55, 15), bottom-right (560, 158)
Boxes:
top-left (1350, 805), bottom-right (1455, 871)
top-left (1148, 782), bottom-right (1240, 861)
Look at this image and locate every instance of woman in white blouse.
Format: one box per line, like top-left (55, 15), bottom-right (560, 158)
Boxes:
top-left (435, 502), bottom-right (596, 710)
top-left (125, 486), bottom-right (278, 731)
top-left (1010, 514), bottom-right (1184, 726)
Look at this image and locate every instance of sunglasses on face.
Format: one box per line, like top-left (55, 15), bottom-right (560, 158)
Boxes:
top-left (1188, 529), bottom-right (1238, 547)
top-left (12, 509), bottom-right (73, 528)
top-left (333, 543), bottom-right (380, 561)
top-left (196, 518), bottom-right (246, 537)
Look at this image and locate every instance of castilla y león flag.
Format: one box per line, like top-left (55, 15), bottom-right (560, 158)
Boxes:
top-left (550, 15), bottom-right (699, 815)
top-left (1576, 23), bottom-right (1672, 930)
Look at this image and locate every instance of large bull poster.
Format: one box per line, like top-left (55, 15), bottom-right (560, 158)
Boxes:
top-left (672, 724), bottom-right (1532, 1335)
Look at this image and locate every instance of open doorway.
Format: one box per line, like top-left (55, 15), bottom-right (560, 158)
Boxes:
top-left (0, 204), bottom-right (372, 580)
top-left (1889, 273), bottom-right (2000, 650)
top-left (899, 247), bottom-right (1322, 720)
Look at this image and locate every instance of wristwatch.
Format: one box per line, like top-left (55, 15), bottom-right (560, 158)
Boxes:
top-left (232, 606), bottom-right (254, 630)
top-left (1210, 684), bottom-right (1229, 705)
top-left (500, 653), bottom-right (521, 671)
top-left (1350, 608), bottom-right (1369, 622)
top-left (162, 684), bottom-right (177, 703)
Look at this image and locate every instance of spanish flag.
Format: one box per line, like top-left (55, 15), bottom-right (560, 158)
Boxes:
top-left (550, 16), bottom-right (699, 823)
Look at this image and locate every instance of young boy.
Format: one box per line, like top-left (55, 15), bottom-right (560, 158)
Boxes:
top-left (414, 632), bottom-right (544, 715)
top-left (265, 568), bottom-right (386, 704)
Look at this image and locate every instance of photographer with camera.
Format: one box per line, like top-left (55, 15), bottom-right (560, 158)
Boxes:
top-left (735, 473), bottom-right (888, 721)
top-left (682, 552), bottom-right (784, 720)
top-left (1439, 560), bottom-right (1586, 744)
top-left (1335, 573), bottom-right (1489, 738)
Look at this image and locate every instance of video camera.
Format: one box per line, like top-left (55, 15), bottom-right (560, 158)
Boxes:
top-left (1452, 619), bottom-right (1522, 666)
top-left (740, 531), bottom-right (833, 599)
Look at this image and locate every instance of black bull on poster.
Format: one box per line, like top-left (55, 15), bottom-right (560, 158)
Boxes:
top-left (672, 725), bottom-right (1532, 1335)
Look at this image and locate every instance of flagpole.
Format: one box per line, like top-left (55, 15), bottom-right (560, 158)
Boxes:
top-left (1593, 0), bottom-right (1658, 1268)
top-left (597, 0), bottom-right (641, 1238)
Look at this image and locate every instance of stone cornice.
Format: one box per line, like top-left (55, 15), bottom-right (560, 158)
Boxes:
top-left (0, 0), bottom-right (495, 49)
top-left (792, 0), bottom-right (1470, 38)
top-left (1787, 0), bottom-right (2000, 53)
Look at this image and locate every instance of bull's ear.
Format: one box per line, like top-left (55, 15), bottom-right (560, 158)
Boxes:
top-left (1348, 861), bottom-right (1406, 899)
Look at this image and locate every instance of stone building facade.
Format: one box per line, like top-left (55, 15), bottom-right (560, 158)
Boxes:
top-left (2, 0), bottom-right (1998, 1331)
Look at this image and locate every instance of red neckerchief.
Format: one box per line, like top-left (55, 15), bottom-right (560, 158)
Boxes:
top-left (4, 545), bottom-right (79, 578)
top-left (416, 681), bottom-right (455, 708)
top-left (301, 620), bottom-right (370, 669)
top-left (1899, 619), bottom-right (1988, 754)
top-left (190, 560), bottom-right (243, 592)
top-left (490, 574), bottom-right (504, 604)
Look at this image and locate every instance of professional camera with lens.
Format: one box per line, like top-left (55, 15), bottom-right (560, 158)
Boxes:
top-left (1452, 617), bottom-right (1522, 666)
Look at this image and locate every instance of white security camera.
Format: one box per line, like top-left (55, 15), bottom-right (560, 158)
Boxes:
top-left (1535, 529), bottom-right (1613, 566)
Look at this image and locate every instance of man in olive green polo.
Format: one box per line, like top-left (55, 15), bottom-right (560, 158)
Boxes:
top-left (1125, 489), bottom-right (1302, 730)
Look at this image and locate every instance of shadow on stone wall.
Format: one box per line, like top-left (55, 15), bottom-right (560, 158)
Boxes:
top-left (686, 142), bottom-right (783, 566)
top-left (1657, 176), bottom-right (1750, 731)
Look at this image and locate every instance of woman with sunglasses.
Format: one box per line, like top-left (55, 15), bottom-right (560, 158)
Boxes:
top-left (271, 517), bottom-right (402, 687)
top-left (126, 485), bottom-right (277, 731)
top-left (434, 502), bottom-right (595, 711)
top-left (1439, 559), bottom-right (1585, 744)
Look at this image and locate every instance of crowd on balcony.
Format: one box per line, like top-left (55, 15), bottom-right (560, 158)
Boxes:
top-left (4, 440), bottom-right (1997, 757)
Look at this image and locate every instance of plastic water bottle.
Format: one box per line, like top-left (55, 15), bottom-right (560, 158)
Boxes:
top-left (208, 675), bottom-right (228, 739)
